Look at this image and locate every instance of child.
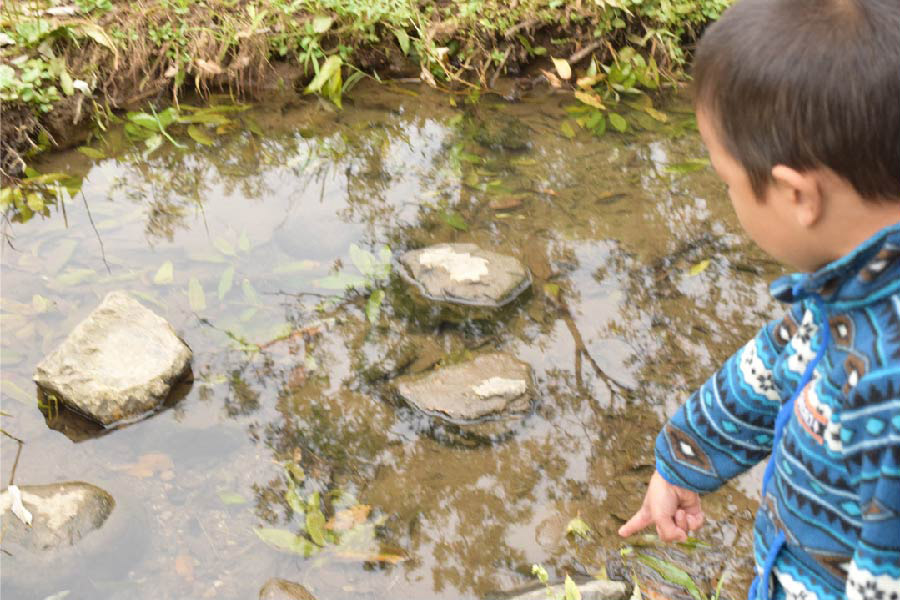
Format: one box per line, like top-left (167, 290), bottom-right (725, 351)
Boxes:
top-left (616, 1), bottom-right (900, 600)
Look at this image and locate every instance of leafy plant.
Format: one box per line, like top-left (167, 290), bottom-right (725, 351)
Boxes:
top-left (530, 565), bottom-right (584, 600)
top-left (315, 243), bottom-right (392, 324)
top-left (255, 460), bottom-right (405, 563)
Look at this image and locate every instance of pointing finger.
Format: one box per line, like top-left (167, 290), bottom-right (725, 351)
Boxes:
top-left (618, 506), bottom-right (653, 538)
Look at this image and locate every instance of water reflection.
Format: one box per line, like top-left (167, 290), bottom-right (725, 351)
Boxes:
top-left (2, 82), bottom-right (774, 600)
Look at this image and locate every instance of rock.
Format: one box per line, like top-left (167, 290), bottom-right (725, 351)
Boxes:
top-left (472, 115), bottom-right (531, 151)
top-left (398, 243), bottom-right (531, 308)
top-left (259, 578), bottom-right (317, 600)
top-left (499, 579), bottom-right (628, 600)
top-left (394, 352), bottom-right (533, 421)
top-left (34, 290), bottom-right (192, 426)
top-left (0, 482), bottom-right (115, 551)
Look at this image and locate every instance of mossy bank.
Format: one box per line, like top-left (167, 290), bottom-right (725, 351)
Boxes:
top-left (0, 0), bottom-right (729, 177)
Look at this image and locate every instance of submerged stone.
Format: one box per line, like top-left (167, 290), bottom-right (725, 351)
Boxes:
top-left (393, 352), bottom-right (533, 421)
top-left (0, 482), bottom-right (115, 552)
top-left (495, 579), bottom-right (628, 600)
top-left (33, 290), bottom-right (192, 427)
top-left (399, 243), bottom-right (530, 308)
top-left (259, 578), bottom-right (317, 600)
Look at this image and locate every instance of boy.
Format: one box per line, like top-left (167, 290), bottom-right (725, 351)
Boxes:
top-left (616, 1), bottom-right (900, 600)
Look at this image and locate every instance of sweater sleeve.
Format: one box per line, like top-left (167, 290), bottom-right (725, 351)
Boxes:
top-left (655, 311), bottom-right (799, 493)
top-left (842, 369), bottom-right (900, 600)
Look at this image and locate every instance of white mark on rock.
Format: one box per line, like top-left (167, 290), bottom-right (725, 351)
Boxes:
top-left (25, 489), bottom-right (86, 530)
top-left (472, 377), bottom-right (527, 398)
top-left (419, 247), bottom-right (489, 283)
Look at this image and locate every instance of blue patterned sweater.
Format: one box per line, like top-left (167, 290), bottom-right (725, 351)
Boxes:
top-left (655, 222), bottom-right (900, 600)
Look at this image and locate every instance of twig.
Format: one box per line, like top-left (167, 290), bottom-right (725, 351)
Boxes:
top-left (80, 190), bottom-right (111, 274)
top-left (569, 40), bottom-right (604, 65)
top-left (2, 428), bottom-right (25, 486)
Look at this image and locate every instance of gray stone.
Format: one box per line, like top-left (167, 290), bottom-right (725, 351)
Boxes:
top-left (0, 482), bottom-right (115, 551)
top-left (259, 578), bottom-right (317, 600)
top-left (501, 580), bottom-right (628, 600)
top-left (394, 352), bottom-right (533, 421)
top-left (399, 243), bottom-right (530, 307)
top-left (34, 290), bottom-right (192, 426)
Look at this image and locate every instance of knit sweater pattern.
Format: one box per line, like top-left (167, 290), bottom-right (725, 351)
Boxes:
top-left (655, 223), bottom-right (900, 600)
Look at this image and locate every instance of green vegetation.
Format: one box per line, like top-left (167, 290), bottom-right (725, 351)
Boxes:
top-left (1, 0), bottom-right (729, 175)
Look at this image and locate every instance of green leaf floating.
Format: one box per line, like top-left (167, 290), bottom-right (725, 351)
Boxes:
top-left (255, 528), bottom-right (319, 556)
top-left (366, 289), bottom-right (385, 324)
top-left (188, 277), bottom-right (206, 311)
top-left (154, 260), bottom-right (174, 285)
top-left (636, 553), bottom-right (706, 600)
top-left (218, 265), bottom-right (235, 300)
top-left (187, 125), bottom-right (214, 146)
top-left (306, 508), bottom-right (327, 546)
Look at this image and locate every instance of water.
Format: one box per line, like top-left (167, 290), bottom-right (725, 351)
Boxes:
top-left (1, 81), bottom-right (782, 599)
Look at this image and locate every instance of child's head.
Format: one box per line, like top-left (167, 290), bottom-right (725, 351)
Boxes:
top-left (691, 0), bottom-right (900, 271)
top-left (693, 0), bottom-right (900, 202)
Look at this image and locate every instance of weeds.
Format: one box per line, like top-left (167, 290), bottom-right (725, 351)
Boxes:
top-left (1, 0), bottom-right (728, 175)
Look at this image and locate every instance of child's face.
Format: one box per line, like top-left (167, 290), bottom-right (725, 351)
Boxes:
top-left (696, 110), bottom-right (822, 272)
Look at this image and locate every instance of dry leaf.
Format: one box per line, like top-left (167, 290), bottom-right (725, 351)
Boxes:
top-left (539, 69), bottom-right (562, 89)
top-left (551, 57), bottom-right (572, 79)
top-left (576, 73), bottom-right (605, 88)
top-left (574, 90), bottom-right (606, 110)
top-left (174, 554), bottom-right (195, 581)
top-left (326, 505), bottom-right (372, 531)
top-left (115, 453), bottom-right (174, 478)
top-left (334, 549), bottom-right (408, 564)
top-left (195, 59), bottom-right (223, 75)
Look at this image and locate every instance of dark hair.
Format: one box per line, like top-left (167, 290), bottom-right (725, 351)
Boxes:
top-left (692, 0), bottom-right (900, 201)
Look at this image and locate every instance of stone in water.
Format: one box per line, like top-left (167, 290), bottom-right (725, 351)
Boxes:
top-left (394, 352), bottom-right (533, 421)
top-left (399, 243), bottom-right (530, 307)
top-left (34, 290), bottom-right (192, 426)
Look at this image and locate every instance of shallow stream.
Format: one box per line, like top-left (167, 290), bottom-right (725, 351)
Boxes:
top-left (1, 80), bottom-right (784, 600)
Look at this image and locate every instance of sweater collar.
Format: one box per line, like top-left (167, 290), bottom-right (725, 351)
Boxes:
top-left (770, 222), bottom-right (900, 306)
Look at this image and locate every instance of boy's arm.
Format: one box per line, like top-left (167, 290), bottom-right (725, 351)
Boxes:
top-left (843, 370), bottom-right (900, 598)
top-left (621, 313), bottom-right (799, 540)
top-left (655, 311), bottom-right (797, 493)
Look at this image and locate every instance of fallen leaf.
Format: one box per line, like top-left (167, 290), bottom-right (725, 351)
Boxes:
top-left (255, 527), bottom-right (319, 556)
top-left (574, 90), bottom-right (605, 110)
top-left (551, 57), bottom-right (572, 79)
top-left (565, 516), bottom-right (592, 539)
top-left (195, 58), bottom-right (223, 75)
top-left (306, 508), bottom-right (327, 546)
top-left (174, 555), bottom-right (194, 581)
top-left (188, 277), bottom-right (206, 311)
top-left (154, 260), bottom-right (174, 285)
top-left (115, 453), bottom-right (174, 478)
top-left (688, 259), bottom-right (710, 276)
top-left (333, 549), bottom-right (408, 564)
top-left (326, 505), bottom-right (372, 531)
top-left (540, 68), bottom-right (562, 89)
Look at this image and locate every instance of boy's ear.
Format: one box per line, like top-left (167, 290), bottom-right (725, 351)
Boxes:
top-left (771, 164), bottom-right (823, 228)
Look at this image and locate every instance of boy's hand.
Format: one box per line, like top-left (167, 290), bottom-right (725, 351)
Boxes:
top-left (617, 470), bottom-right (704, 542)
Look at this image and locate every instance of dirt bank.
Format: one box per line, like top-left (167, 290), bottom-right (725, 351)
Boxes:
top-left (0, 0), bottom-right (728, 176)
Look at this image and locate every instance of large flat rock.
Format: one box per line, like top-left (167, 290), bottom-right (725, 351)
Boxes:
top-left (34, 290), bottom-right (192, 426)
top-left (0, 482), bottom-right (115, 551)
top-left (394, 352), bottom-right (533, 421)
top-left (399, 243), bottom-right (530, 307)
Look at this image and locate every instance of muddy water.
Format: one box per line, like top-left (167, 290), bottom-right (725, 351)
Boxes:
top-left (1, 81), bottom-right (784, 600)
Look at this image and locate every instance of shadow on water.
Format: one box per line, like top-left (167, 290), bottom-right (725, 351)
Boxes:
top-left (1, 80), bottom-right (783, 600)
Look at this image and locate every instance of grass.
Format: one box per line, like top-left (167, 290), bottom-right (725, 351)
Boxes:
top-left (0, 0), bottom-right (730, 175)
